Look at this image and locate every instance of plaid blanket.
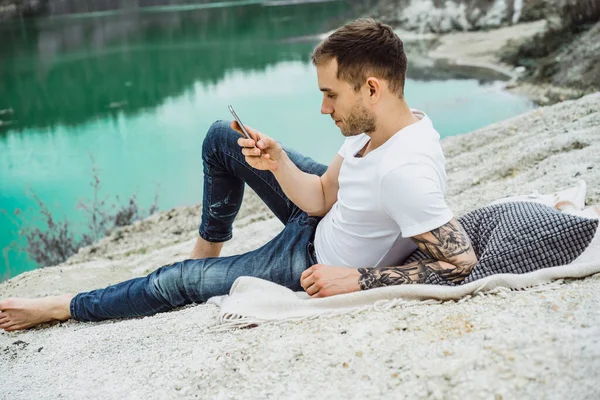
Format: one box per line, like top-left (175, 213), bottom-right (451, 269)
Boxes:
top-left (405, 202), bottom-right (599, 286)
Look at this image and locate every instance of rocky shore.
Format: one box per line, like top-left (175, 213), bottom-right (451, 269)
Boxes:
top-left (1, 91), bottom-right (599, 398)
top-left (379, 0), bottom-right (600, 104)
top-left (396, 18), bottom-right (599, 105)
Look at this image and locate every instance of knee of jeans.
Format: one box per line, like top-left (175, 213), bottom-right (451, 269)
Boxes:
top-left (149, 263), bottom-right (186, 306)
top-left (151, 260), bottom-right (206, 305)
top-left (202, 120), bottom-right (237, 161)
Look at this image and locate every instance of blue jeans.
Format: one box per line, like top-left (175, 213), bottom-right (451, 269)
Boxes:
top-left (70, 121), bottom-right (327, 322)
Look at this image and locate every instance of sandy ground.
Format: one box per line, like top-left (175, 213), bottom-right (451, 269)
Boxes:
top-left (1, 95), bottom-right (600, 398)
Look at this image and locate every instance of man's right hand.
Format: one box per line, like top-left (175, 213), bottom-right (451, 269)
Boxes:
top-left (231, 121), bottom-right (285, 172)
top-left (230, 120), bottom-right (342, 217)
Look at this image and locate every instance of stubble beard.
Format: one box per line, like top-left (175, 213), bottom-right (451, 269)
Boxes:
top-left (339, 101), bottom-right (377, 137)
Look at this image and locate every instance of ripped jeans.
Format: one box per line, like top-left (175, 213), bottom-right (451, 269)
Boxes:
top-left (70, 121), bottom-right (327, 322)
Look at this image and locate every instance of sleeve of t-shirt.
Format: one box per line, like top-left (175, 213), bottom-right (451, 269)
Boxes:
top-left (380, 164), bottom-right (453, 238)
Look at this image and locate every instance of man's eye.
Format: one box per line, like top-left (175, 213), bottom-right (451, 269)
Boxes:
top-left (327, 94), bottom-right (337, 99)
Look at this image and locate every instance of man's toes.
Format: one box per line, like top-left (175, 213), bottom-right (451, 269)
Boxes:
top-left (0, 321), bottom-right (17, 330)
top-left (5, 325), bottom-right (23, 332)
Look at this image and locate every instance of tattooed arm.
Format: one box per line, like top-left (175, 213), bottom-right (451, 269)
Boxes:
top-left (300, 218), bottom-right (477, 297)
top-left (358, 218), bottom-right (478, 289)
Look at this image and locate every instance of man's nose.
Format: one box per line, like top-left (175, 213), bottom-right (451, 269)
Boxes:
top-left (321, 101), bottom-right (332, 115)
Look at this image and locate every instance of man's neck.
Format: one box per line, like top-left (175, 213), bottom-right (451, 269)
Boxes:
top-left (363, 101), bottom-right (420, 156)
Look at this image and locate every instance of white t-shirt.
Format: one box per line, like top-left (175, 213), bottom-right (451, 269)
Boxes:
top-left (313, 110), bottom-right (453, 268)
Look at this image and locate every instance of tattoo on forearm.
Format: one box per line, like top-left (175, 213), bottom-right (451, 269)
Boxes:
top-left (358, 261), bottom-right (432, 289)
top-left (358, 259), bottom-right (472, 289)
top-left (358, 218), bottom-right (478, 290)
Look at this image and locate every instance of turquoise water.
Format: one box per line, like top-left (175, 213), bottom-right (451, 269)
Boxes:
top-left (0, 0), bottom-right (535, 282)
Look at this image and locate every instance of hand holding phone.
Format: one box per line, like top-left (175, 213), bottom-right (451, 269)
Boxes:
top-left (228, 105), bottom-right (283, 172)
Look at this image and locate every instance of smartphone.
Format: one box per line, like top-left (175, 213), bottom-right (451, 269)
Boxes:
top-left (229, 105), bottom-right (261, 156)
top-left (228, 105), bottom-right (253, 141)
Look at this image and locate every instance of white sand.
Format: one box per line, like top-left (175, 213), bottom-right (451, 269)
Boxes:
top-left (1, 91), bottom-right (599, 399)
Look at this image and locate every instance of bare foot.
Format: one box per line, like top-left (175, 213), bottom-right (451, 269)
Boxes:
top-left (0, 294), bottom-right (74, 332)
top-left (189, 236), bottom-right (224, 259)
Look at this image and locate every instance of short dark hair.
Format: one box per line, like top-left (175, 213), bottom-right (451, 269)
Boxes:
top-left (311, 18), bottom-right (408, 98)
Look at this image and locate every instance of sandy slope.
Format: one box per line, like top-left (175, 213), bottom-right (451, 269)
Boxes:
top-left (1, 94), bottom-right (599, 399)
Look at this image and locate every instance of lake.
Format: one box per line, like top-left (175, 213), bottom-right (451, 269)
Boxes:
top-left (0, 0), bottom-right (535, 282)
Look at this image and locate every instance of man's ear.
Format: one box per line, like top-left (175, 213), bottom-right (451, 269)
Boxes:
top-left (366, 77), bottom-right (381, 103)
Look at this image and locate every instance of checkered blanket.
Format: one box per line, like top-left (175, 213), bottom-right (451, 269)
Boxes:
top-left (405, 202), bottom-right (599, 286)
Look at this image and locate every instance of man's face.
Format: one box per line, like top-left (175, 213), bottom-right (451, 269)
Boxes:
top-left (316, 59), bottom-right (377, 136)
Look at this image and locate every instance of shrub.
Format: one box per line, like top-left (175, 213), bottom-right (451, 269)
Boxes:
top-left (2, 164), bottom-right (159, 272)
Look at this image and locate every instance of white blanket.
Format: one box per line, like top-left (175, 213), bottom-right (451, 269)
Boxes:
top-left (207, 181), bottom-right (600, 330)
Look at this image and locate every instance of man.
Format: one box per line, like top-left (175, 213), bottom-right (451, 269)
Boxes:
top-left (0, 19), bottom-right (477, 331)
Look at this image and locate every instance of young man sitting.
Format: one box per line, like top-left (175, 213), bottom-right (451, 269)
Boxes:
top-left (0, 19), bottom-right (478, 331)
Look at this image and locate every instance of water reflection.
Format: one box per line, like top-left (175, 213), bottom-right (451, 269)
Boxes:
top-left (0, 0), bottom-right (509, 134)
top-left (0, 0), bottom-right (362, 132)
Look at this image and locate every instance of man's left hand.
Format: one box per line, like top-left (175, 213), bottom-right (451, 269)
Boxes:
top-left (300, 264), bottom-right (360, 298)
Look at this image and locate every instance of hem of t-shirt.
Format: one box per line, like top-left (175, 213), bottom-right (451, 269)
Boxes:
top-left (401, 211), bottom-right (454, 238)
